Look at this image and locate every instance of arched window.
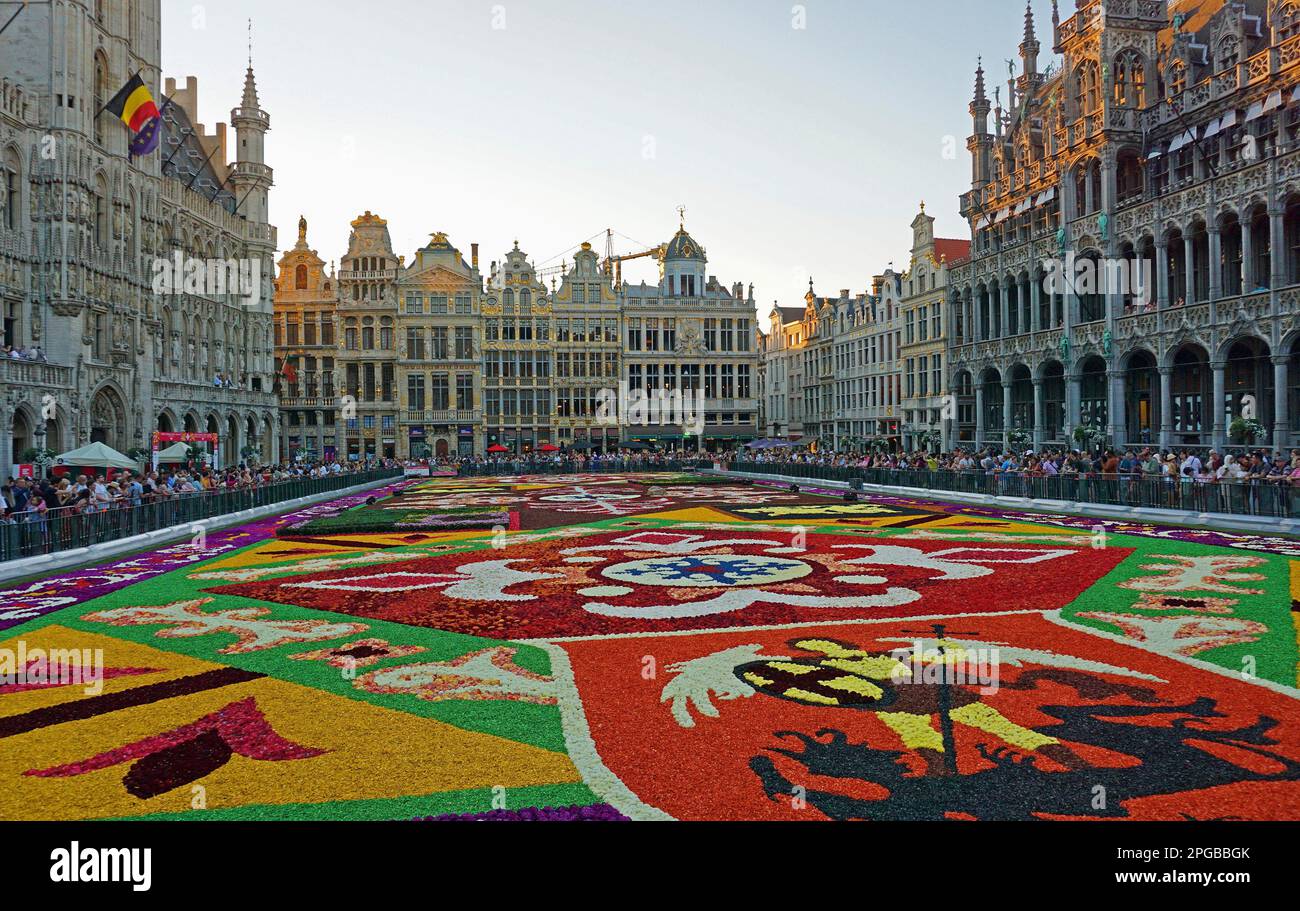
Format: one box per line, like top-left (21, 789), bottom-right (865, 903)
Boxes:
top-left (295, 264), bottom-right (308, 289)
top-left (1280, 2), bottom-right (1300, 42)
top-left (94, 52), bottom-right (109, 147)
top-left (124, 190), bottom-right (136, 265)
top-left (93, 174), bottom-right (108, 247)
top-left (1216, 36), bottom-right (1240, 72)
top-left (1, 147), bottom-right (19, 231)
top-left (1075, 61), bottom-right (1100, 116)
top-left (157, 310), bottom-right (170, 375)
top-left (1113, 50), bottom-right (1145, 107)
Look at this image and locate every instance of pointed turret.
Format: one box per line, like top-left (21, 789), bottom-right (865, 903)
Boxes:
top-left (1020, 1), bottom-right (1039, 78)
top-left (968, 59), bottom-right (993, 191)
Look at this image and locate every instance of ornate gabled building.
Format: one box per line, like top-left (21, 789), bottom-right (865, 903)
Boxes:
top-left (0, 0), bottom-right (278, 475)
top-left (762, 304), bottom-right (809, 440)
top-left (550, 241), bottom-right (619, 452)
top-left (274, 217), bottom-right (338, 461)
top-left (396, 231), bottom-right (482, 459)
top-left (949, 0), bottom-right (1300, 454)
top-left (483, 242), bottom-right (552, 454)
top-left (619, 222), bottom-right (759, 451)
top-left (335, 210), bottom-right (399, 461)
top-left (898, 205), bottom-right (969, 452)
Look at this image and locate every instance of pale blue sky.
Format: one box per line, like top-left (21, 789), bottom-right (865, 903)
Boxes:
top-left (162, 0), bottom-right (1068, 310)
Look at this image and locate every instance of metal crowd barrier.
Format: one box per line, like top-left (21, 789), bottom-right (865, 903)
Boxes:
top-left (727, 462), bottom-right (1300, 519)
top-left (0, 469), bottom-right (405, 565)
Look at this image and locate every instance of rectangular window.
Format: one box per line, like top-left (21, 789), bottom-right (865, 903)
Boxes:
top-left (408, 374), bottom-right (426, 411)
top-left (432, 374), bottom-right (450, 410)
top-left (406, 327), bottom-right (425, 360)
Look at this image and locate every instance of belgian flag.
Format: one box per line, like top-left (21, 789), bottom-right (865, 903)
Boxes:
top-left (102, 73), bottom-right (160, 133)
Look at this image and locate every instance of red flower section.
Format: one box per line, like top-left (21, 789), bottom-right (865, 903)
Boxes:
top-left (206, 529), bottom-right (1130, 640)
top-left (561, 614), bottom-right (1300, 821)
top-left (28, 697), bottom-right (325, 781)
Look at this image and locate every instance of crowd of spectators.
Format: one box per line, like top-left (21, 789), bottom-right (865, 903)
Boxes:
top-left (732, 445), bottom-right (1300, 484)
top-left (728, 444), bottom-right (1300, 516)
top-left (0, 458), bottom-right (399, 527)
top-left (446, 448), bottom-right (709, 475)
top-left (730, 445), bottom-right (1300, 487)
top-left (2, 344), bottom-right (47, 362)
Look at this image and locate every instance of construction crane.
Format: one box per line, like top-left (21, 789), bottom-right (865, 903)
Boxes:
top-left (602, 229), bottom-right (664, 286)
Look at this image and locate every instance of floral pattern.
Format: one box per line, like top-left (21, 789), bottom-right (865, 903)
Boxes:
top-left (1, 473), bottom-right (1296, 821)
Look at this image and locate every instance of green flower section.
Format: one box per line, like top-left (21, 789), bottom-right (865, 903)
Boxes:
top-left (17, 544), bottom-right (567, 754)
top-left (1060, 534), bottom-right (1297, 685)
top-left (282, 503), bottom-right (506, 535)
top-left (112, 783), bottom-right (602, 822)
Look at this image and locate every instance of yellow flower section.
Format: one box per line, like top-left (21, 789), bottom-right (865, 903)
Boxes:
top-left (0, 631), bottom-right (581, 821)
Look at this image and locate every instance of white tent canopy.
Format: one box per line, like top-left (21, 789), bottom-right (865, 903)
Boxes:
top-left (54, 442), bottom-right (140, 470)
top-left (154, 442), bottom-right (192, 463)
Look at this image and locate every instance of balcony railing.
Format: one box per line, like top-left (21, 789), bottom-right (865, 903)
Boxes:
top-left (0, 359), bottom-right (73, 389)
top-left (403, 410), bottom-right (481, 424)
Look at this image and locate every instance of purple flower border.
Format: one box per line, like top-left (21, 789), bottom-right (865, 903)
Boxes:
top-left (0, 480), bottom-right (417, 632)
top-left (416, 804), bottom-right (629, 822)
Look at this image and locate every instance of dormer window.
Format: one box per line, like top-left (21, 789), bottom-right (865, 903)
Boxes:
top-left (1168, 61), bottom-right (1187, 97)
top-left (1215, 36), bottom-right (1239, 73)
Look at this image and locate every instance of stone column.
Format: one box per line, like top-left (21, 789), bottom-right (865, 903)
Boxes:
top-left (1155, 237), bottom-right (1170, 309)
top-left (0, 403), bottom-right (12, 482)
top-left (1000, 283), bottom-right (1011, 339)
top-left (1241, 222), bottom-right (1254, 292)
top-left (1211, 360), bottom-right (1226, 449)
top-left (1002, 379), bottom-right (1014, 450)
top-left (1108, 368), bottom-right (1127, 449)
top-left (1270, 207), bottom-right (1286, 298)
top-left (1030, 272), bottom-right (1042, 333)
top-left (974, 384), bottom-right (985, 448)
top-left (1274, 355), bottom-right (1290, 451)
top-left (1208, 226), bottom-right (1221, 303)
top-left (1159, 367), bottom-right (1174, 450)
top-left (1065, 372), bottom-right (1082, 444)
top-left (1184, 234), bottom-right (1196, 304)
top-left (1032, 378), bottom-right (1045, 446)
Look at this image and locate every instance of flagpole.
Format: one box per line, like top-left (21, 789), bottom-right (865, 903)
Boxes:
top-left (184, 140), bottom-right (222, 191)
top-left (160, 119), bottom-right (194, 175)
top-left (94, 68), bottom-right (145, 120)
top-left (232, 179), bottom-right (259, 218)
top-left (0, 2), bottom-right (26, 39)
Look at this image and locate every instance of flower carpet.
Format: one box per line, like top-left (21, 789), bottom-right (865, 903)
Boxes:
top-left (1, 472), bottom-right (1298, 821)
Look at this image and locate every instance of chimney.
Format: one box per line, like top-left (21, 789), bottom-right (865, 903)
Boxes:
top-left (471, 243), bottom-right (479, 269)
